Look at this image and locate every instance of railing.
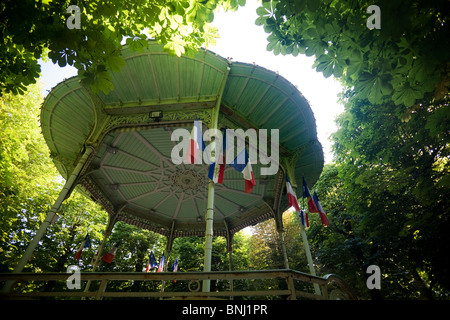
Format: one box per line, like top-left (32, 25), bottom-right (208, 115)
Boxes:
top-left (0, 269), bottom-right (355, 300)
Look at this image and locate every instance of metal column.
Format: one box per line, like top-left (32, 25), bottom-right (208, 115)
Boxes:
top-left (202, 65), bottom-right (230, 292)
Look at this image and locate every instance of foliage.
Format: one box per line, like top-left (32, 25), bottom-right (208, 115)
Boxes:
top-left (2, 1), bottom-right (449, 300)
top-left (254, 0), bottom-right (450, 299)
top-left (332, 92), bottom-right (450, 299)
top-left (97, 222), bottom-right (165, 273)
top-left (0, 0), bottom-right (246, 95)
top-left (0, 82), bottom-right (57, 272)
top-left (255, 0), bottom-right (450, 109)
top-left (303, 92), bottom-right (450, 299)
top-left (0, 83), bottom-right (107, 276)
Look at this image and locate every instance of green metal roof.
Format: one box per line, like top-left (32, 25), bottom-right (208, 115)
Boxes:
top-left (40, 41), bottom-right (323, 237)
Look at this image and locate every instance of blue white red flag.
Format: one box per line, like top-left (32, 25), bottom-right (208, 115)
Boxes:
top-left (208, 132), bottom-right (226, 183)
top-left (299, 209), bottom-right (309, 228)
top-left (286, 175), bottom-right (300, 212)
top-left (302, 177), bottom-right (318, 213)
top-left (157, 253), bottom-right (165, 272)
top-left (102, 241), bottom-right (120, 264)
top-left (146, 251), bottom-right (159, 272)
top-left (230, 149), bottom-right (256, 193)
top-left (170, 257), bottom-right (179, 282)
top-left (313, 191), bottom-right (330, 227)
top-left (187, 118), bottom-right (205, 164)
top-left (208, 161), bottom-right (225, 183)
top-left (170, 258), bottom-right (179, 273)
top-left (75, 233), bottom-right (91, 261)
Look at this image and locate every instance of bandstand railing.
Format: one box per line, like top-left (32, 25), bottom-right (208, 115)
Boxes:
top-left (0, 269), bottom-right (355, 300)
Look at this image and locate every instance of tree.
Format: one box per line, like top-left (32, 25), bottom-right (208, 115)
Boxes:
top-left (306, 163), bottom-right (381, 299)
top-left (0, 82), bottom-right (109, 297)
top-left (166, 233), bottom-right (250, 293)
top-left (98, 222), bottom-right (165, 274)
top-left (331, 92), bottom-right (450, 299)
top-left (247, 212), bottom-right (318, 298)
top-left (255, 0), bottom-right (450, 109)
top-left (1, 0), bottom-right (246, 95)
top-left (0, 81), bottom-right (60, 272)
top-left (254, 0), bottom-right (450, 299)
top-left (304, 93), bottom-right (450, 299)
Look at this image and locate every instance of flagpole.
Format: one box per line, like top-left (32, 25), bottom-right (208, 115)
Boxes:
top-left (83, 209), bottom-right (120, 298)
top-left (297, 186), bottom-right (321, 296)
top-left (202, 180), bottom-right (215, 292)
top-left (202, 65), bottom-right (230, 293)
top-left (299, 223), bottom-right (321, 295)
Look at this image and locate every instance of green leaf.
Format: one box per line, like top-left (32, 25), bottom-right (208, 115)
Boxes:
top-left (314, 50), bottom-right (346, 78)
top-left (303, 39), bottom-right (326, 57)
top-left (256, 6), bottom-right (270, 16)
top-left (255, 16), bottom-right (266, 26)
top-left (89, 70), bottom-right (114, 94)
top-left (106, 55), bottom-right (126, 73)
top-left (357, 72), bottom-right (393, 104)
top-left (392, 81), bottom-right (424, 107)
top-left (164, 36), bottom-right (186, 57)
top-left (306, 0), bottom-right (320, 12)
top-left (345, 49), bottom-right (364, 76)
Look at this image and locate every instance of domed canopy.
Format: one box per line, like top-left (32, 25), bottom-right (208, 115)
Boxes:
top-left (40, 41), bottom-right (323, 239)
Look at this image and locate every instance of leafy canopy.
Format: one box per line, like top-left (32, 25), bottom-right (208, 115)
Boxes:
top-left (0, 0), bottom-right (246, 95)
top-left (256, 0), bottom-right (450, 108)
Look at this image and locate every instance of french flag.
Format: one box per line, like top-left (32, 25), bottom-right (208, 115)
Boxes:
top-left (286, 175), bottom-right (300, 212)
top-left (187, 118), bottom-right (205, 164)
top-left (102, 241), bottom-right (120, 264)
top-left (145, 251), bottom-right (158, 272)
top-left (170, 257), bottom-right (179, 282)
top-left (75, 233), bottom-right (91, 261)
top-left (313, 191), bottom-right (330, 227)
top-left (170, 258), bottom-right (179, 273)
top-left (208, 160), bottom-right (225, 183)
top-left (157, 253), bottom-right (165, 272)
top-left (302, 177), bottom-right (318, 213)
top-left (230, 149), bottom-right (256, 193)
top-left (299, 209), bottom-right (310, 228)
top-left (208, 132), bottom-right (226, 183)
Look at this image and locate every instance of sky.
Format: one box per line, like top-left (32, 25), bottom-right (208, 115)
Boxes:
top-left (40, 0), bottom-right (344, 163)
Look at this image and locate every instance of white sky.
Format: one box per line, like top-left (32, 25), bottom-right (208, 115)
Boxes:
top-left (40, 0), bottom-right (344, 163)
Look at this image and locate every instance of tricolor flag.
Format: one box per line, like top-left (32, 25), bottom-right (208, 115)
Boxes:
top-left (157, 253), bottom-right (165, 272)
top-left (145, 251), bottom-right (158, 272)
top-left (299, 209), bottom-right (309, 228)
top-left (170, 258), bottom-right (179, 273)
top-left (187, 118), bottom-right (205, 164)
top-left (230, 149), bottom-right (256, 193)
top-left (170, 257), bottom-right (179, 282)
top-left (75, 233), bottom-right (91, 261)
top-left (208, 161), bottom-right (225, 183)
top-left (302, 177), bottom-right (318, 213)
top-left (102, 241), bottom-right (120, 264)
top-left (208, 132), bottom-right (227, 184)
top-left (313, 191), bottom-right (330, 227)
top-left (286, 175), bottom-right (300, 212)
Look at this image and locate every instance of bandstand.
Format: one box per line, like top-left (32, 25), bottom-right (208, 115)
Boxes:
top-left (1, 41), bottom-right (354, 300)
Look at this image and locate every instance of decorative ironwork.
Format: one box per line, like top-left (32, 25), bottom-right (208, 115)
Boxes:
top-left (170, 169), bottom-right (208, 193)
